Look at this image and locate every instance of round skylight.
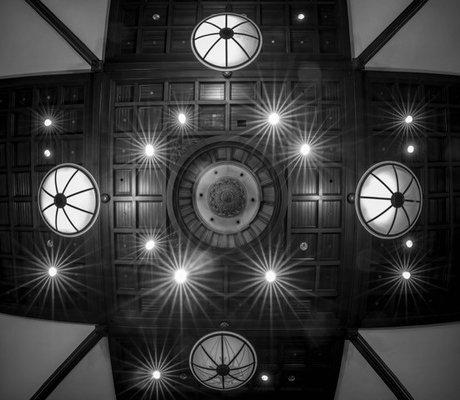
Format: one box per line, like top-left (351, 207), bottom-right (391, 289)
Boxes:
top-left (355, 161), bottom-right (422, 239)
top-left (38, 163), bottom-right (100, 237)
top-left (189, 331), bottom-right (257, 390)
top-left (191, 13), bottom-right (262, 72)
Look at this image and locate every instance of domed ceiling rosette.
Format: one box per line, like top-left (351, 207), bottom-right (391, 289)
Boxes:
top-left (167, 137), bottom-right (286, 249)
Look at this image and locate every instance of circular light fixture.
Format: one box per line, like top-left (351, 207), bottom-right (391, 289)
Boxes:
top-left (43, 118), bottom-right (52, 127)
top-left (191, 13), bottom-right (262, 72)
top-left (268, 112), bottom-right (280, 126)
top-left (265, 270), bottom-right (276, 283)
top-left (300, 143), bottom-right (311, 156)
top-left (145, 239), bottom-right (156, 251)
top-left (261, 374), bottom-right (269, 382)
top-left (152, 370), bottom-right (161, 380)
top-left (296, 13), bottom-right (306, 21)
top-left (174, 268), bottom-right (188, 284)
top-left (48, 266), bottom-right (57, 277)
top-left (189, 331), bottom-right (257, 390)
top-left (43, 149), bottom-right (52, 158)
top-left (355, 161), bottom-right (422, 239)
top-left (178, 113), bottom-right (187, 125)
top-left (404, 115), bottom-right (413, 124)
top-left (152, 13), bottom-right (160, 21)
top-left (402, 271), bottom-right (411, 280)
top-left (145, 144), bottom-right (155, 157)
top-left (406, 145), bottom-right (415, 154)
top-left (405, 239), bottom-right (414, 248)
top-left (38, 163), bottom-right (101, 237)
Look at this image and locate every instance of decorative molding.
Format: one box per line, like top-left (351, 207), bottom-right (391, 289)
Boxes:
top-left (354, 0), bottom-right (430, 68)
top-left (29, 325), bottom-right (106, 400)
top-left (349, 331), bottom-right (414, 400)
top-left (23, 0), bottom-right (103, 71)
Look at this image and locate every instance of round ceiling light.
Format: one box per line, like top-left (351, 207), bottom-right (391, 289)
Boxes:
top-left (189, 331), bottom-right (257, 390)
top-left (355, 161), bottom-right (422, 239)
top-left (191, 13), bottom-right (262, 72)
top-left (38, 163), bottom-right (100, 237)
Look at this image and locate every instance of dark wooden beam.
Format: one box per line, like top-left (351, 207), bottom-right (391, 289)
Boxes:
top-left (349, 331), bottom-right (414, 400)
top-left (24, 0), bottom-right (102, 71)
top-left (30, 325), bottom-right (106, 400)
top-left (355, 0), bottom-right (430, 68)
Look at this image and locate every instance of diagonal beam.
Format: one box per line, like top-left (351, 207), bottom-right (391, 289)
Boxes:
top-left (355, 0), bottom-right (429, 68)
top-left (349, 331), bottom-right (414, 400)
top-left (24, 0), bottom-right (102, 71)
top-left (30, 325), bottom-right (106, 400)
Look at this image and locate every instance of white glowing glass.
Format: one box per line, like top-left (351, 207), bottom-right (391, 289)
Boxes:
top-left (48, 266), bottom-right (57, 277)
top-left (43, 149), bottom-right (52, 158)
top-left (38, 163), bottom-right (100, 237)
top-left (265, 270), bottom-right (276, 283)
top-left (174, 268), bottom-right (188, 284)
top-left (44, 118), bottom-right (52, 127)
top-left (402, 271), bottom-right (411, 280)
top-left (297, 13), bottom-right (306, 21)
top-left (178, 113), bottom-right (187, 125)
top-left (191, 13), bottom-right (262, 72)
top-left (405, 239), bottom-right (413, 248)
top-left (152, 370), bottom-right (161, 380)
top-left (300, 143), bottom-right (311, 156)
top-left (145, 144), bottom-right (155, 157)
top-left (261, 374), bottom-right (269, 382)
top-left (145, 239), bottom-right (156, 251)
top-left (355, 161), bottom-right (422, 239)
top-left (189, 331), bottom-right (257, 390)
top-left (406, 145), bottom-right (415, 154)
top-left (268, 113), bottom-right (280, 125)
top-left (405, 115), bottom-right (413, 124)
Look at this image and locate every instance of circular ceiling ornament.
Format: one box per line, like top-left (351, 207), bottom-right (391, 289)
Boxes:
top-left (189, 331), bottom-right (257, 391)
top-left (191, 12), bottom-right (262, 72)
top-left (355, 161), bottom-right (422, 239)
top-left (167, 137), bottom-right (286, 249)
top-left (38, 163), bottom-right (100, 237)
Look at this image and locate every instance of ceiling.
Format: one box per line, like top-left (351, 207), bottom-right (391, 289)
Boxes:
top-left (0, 0), bottom-right (459, 399)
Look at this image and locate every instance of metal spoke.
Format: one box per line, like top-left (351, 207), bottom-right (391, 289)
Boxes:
top-left (231, 20), bottom-right (249, 30)
top-left (231, 37), bottom-right (251, 60)
top-left (404, 199), bottom-right (421, 203)
top-left (393, 165), bottom-right (400, 192)
top-left (42, 188), bottom-right (55, 198)
top-left (228, 373), bottom-right (244, 382)
top-left (41, 203), bottom-right (54, 213)
top-left (63, 208), bottom-right (78, 232)
top-left (387, 208), bottom-right (398, 235)
top-left (55, 208), bottom-right (59, 230)
top-left (365, 205), bottom-right (393, 224)
top-left (204, 37), bottom-right (222, 59)
top-left (54, 170), bottom-right (59, 193)
top-left (402, 206), bottom-right (411, 228)
top-left (202, 373), bottom-right (219, 382)
top-left (66, 187), bottom-right (94, 199)
top-left (195, 32), bottom-right (220, 40)
top-left (402, 176), bottom-right (414, 195)
top-left (192, 363), bottom-right (215, 371)
top-left (65, 203), bottom-right (94, 215)
top-left (234, 32), bottom-right (259, 40)
top-left (228, 343), bottom-right (245, 367)
top-left (200, 345), bottom-right (218, 366)
top-left (371, 173), bottom-right (394, 195)
top-left (204, 20), bottom-right (221, 30)
top-left (359, 196), bottom-right (392, 200)
top-left (230, 362), bottom-right (254, 371)
top-left (62, 169), bottom-right (79, 194)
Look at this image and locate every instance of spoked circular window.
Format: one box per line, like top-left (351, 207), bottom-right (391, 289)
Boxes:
top-left (189, 331), bottom-right (257, 391)
top-left (38, 163), bottom-right (100, 237)
top-left (191, 13), bottom-right (262, 72)
top-left (355, 161), bottom-right (422, 239)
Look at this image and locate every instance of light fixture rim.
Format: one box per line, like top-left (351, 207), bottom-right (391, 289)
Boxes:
top-left (189, 330), bottom-right (258, 391)
top-left (354, 160), bottom-right (423, 239)
top-left (38, 163), bottom-right (101, 238)
top-left (190, 12), bottom-right (263, 72)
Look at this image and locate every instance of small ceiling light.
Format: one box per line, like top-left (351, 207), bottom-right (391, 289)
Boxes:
top-left (261, 374), bottom-right (269, 382)
top-left (404, 115), bottom-right (413, 124)
top-left (268, 112), bottom-right (280, 126)
top-left (296, 13), bottom-right (306, 21)
top-left (144, 143), bottom-right (155, 157)
top-left (265, 270), bottom-right (276, 283)
top-left (43, 149), bottom-right (52, 158)
top-left (402, 271), bottom-right (411, 280)
top-left (152, 370), bottom-right (161, 380)
top-left (178, 113), bottom-right (187, 125)
top-left (174, 268), bottom-right (188, 284)
top-left (145, 239), bottom-right (156, 251)
top-left (300, 143), bottom-right (311, 156)
top-left (44, 118), bottom-right (53, 127)
top-left (405, 239), bottom-right (413, 248)
top-left (48, 266), bottom-right (57, 277)
top-left (406, 144), bottom-right (415, 154)
top-left (152, 13), bottom-right (160, 21)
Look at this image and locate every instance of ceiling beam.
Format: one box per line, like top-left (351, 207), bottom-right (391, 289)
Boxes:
top-left (349, 331), bottom-right (414, 400)
top-left (23, 0), bottom-right (103, 71)
top-left (354, 0), bottom-right (430, 68)
top-left (29, 325), bottom-right (106, 400)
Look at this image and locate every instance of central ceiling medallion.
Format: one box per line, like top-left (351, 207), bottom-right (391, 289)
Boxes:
top-left (167, 137), bottom-right (285, 249)
top-left (189, 331), bottom-right (257, 391)
top-left (191, 12), bottom-right (262, 72)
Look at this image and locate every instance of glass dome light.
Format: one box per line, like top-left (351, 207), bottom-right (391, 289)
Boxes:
top-left (38, 163), bottom-right (100, 237)
top-left (355, 161), bottom-right (422, 239)
top-left (189, 331), bottom-right (257, 391)
top-left (191, 12), bottom-right (262, 72)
